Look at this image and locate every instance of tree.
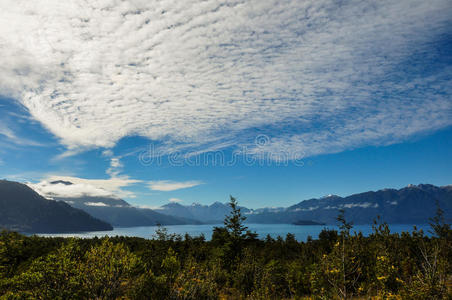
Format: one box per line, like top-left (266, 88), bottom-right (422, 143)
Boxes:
top-left (212, 196), bottom-right (257, 243)
top-left (314, 210), bottom-right (362, 299)
top-left (224, 196), bottom-right (249, 240)
top-left (2, 239), bottom-right (85, 299)
top-left (82, 239), bottom-right (142, 299)
top-left (211, 196), bottom-right (257, 272)
top-left (429, 201), bottom-right (451, 240)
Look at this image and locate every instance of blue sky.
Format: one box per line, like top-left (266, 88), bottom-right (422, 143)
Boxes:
top-left (1, 95), bottom-right (451, 208)
top-left (0, 0), bottom-right (451, 208)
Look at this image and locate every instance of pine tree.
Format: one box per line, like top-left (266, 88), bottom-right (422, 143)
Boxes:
top-left (224, 196), bottom-right (248, 240)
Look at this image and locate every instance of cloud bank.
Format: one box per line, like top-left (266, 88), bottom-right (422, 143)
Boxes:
top-left (0, 0), bottom-right (451, 157)
top-left (29, 176), bottom-right (140, 199)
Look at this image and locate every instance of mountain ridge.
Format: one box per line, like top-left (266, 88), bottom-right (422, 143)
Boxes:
top-left (0, 180), bottom-right (112, 233)
top-left (156, 184), bottom-right (452, 225)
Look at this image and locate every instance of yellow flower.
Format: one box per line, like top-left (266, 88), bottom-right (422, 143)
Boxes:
top-left (377, 275), bottom-right (387, 281)
top-left (329, 268), bottom-right (339, 274)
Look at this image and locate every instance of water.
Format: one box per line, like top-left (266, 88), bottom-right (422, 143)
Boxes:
top-left (36, 223), bottom-right (432, 241)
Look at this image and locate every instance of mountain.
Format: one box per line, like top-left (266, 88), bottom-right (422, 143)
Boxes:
top-left (0, 180), bottom-right (112, 233)
top-left (246, 184), bottom-right (452, 224)
top-left (156, 184), bottom-right (452, 225)
top-left (293, 220), bottom-right (326, 225)
top-left (157, 201), bottom-right (251, 223)
top-left (54, 194), bottom-right (201, 227)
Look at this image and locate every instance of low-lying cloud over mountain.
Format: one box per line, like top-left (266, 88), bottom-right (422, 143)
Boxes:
top-left (27, 180), bottom-right (203, 227)
top-left (28, 175), bottom-right (141, 198)
top-left (0, 180), bottom-right (112, 233)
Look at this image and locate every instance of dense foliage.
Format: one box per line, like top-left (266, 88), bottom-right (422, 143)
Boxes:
top-left (0, 197), bottom-right (451, 299)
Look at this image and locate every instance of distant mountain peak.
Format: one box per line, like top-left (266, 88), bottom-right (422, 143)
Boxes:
top-left (50, 180), bottom-right (73, 185)
top-left (162, 202), bottom-right (184, 208)
top-left (321, 194), bottom-right (340, 199)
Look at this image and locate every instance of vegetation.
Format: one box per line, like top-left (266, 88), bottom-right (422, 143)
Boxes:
top-left (0, 196), bottom-right (451, 299)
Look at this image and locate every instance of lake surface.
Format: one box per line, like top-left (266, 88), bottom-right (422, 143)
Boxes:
top-left (36, 223), bottom-right (431, 241)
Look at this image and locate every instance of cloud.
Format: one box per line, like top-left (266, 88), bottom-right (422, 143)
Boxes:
top-left (102, 149), bottom-right (114, 157)
top-left (343, 202), bottom-right (379, 209)
top-left (149, 180), bottom-right (203, 191)
top-left (106, 157), bottom-right (123, 177)
top-left (29, 175), bottom-right (141, 199)
top-left (135, 204), bottom-right (163, 210)
top-left (169, 197), bottom-right (183, 203)
top-left (85, 202), bottom-right (110, 207)
top-left (0, 121), bottom-right (45, 147)
top-left (0, 0), bottom-right (451, 158)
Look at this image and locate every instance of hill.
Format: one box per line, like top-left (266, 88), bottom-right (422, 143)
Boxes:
top-left (0, 180), bottom-right (112, 233)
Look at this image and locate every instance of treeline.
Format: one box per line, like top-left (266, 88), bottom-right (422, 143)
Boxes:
top-left (0, 197), bottom-right (451, 299)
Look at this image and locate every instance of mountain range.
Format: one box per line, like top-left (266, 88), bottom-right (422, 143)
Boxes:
top-left (46, 181), bottom-right (201, 227)
top-left (1, 180), bottom-right (451, 233)
top-left (39, 180), bottom-right (201, 227)
top-left (54, 194), bottom-right (201, 227)
top-left (0, 180), bottom-right (112, 233)
top-left (156, 184), bottom-right (452, 225)
top-left (155, 201), bottom-right (252, 224)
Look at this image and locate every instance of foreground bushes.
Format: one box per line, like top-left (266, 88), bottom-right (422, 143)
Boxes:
top-left (0, 201), bottom-right (451, 299)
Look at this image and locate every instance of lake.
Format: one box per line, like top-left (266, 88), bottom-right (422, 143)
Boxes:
top-left (36, 223), bottom-right (432, 241)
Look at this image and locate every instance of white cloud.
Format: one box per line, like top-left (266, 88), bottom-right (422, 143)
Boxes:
top-left (106, 157), bottom-right (123, 177)
top-left (0, 0), bottom-right (451, 157)
top-left (85, 202), bottom-right (110, 207)
top-left (323, 202), bottom-right (379, 209)
top-left (293, 206), bottom-right (319, 212)
top-left (29, 175), bottom-right (141, 199)
top-left (342, 203), bottom-right (379, 209)
top-left (169, 197), bottom-right (183, 203)
top-left (149, 180), bottom-right (203, 191)
top-left (135, 204), bottom-right (162, 210)
top-left (102, 149), bottom-right (114, 157)
top-left (0, 121), bottom-right (45, 147)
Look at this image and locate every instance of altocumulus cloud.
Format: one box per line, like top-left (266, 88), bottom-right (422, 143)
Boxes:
top-left (0, 0), bottom-right (451, 157)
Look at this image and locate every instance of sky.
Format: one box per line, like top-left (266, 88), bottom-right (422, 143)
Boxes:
top-left (0, 0), bottom-right (451, 209)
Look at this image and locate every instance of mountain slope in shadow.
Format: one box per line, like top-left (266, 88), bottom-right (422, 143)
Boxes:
top-left (0, 180), bottom-right (112, 233)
